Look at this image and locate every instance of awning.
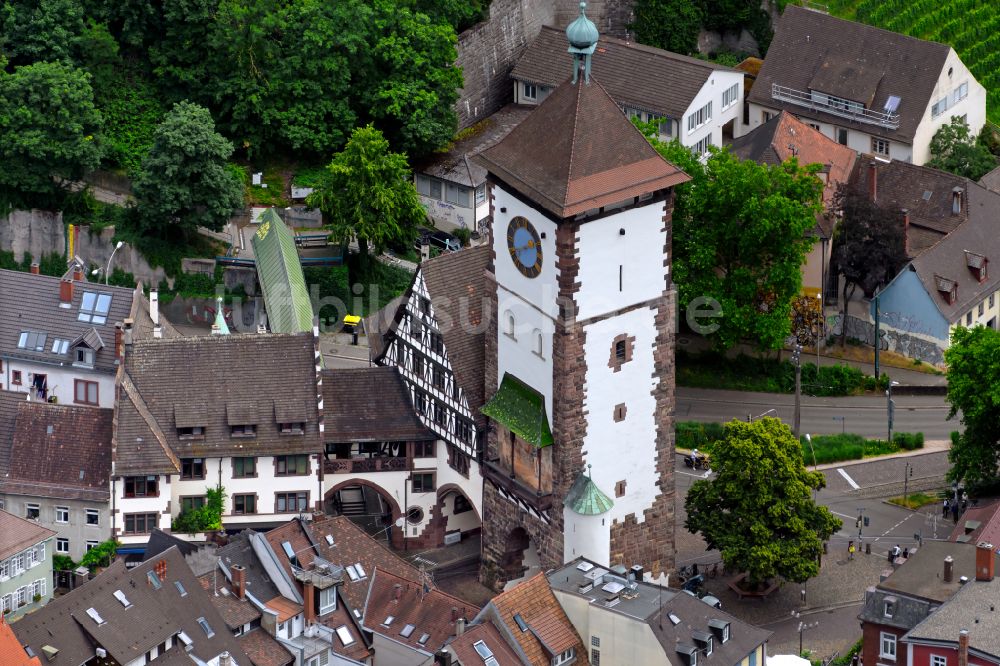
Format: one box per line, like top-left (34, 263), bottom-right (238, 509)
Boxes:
top-left (116, 547), bottom-right (146, 555)
top-left (481, 373), bottom-right (553, 447)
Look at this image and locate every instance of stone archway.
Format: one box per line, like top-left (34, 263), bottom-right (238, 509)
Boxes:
top-left (500, 527), bottom-right (540, 590)
top-left (324, 479), bottom-right (403, 548)
top-left (421, 484), bottom-right (483, 548)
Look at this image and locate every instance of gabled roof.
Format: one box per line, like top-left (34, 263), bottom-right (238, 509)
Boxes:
top-left (904, 575), bottom-right (1000, 658)
top-left (215, 531), bottom-right (282, 604)
top-left (362, 568), bottom-right (479, 655)
top-left (0, 509), bottom-right (56, 561)
top-left (0, 391), bottom-right (26, 480)
top-left (877, 541), bottom-right (985, 603)
top-left (144, 527), bottom-right (200, 561)
top-left (749, 6), bottom-right (951, 142)
top-left (317, 589), bottom-right (373, 663)
top-left (322, 367), bottom-right (434, 443)
top-left (980, 164), bottom-right (1000, 195)
top-left (512, 25), bottom-right (737, 120)
top-left (0, 616), bottom-right (40, 666)
top-left (648, 590), bottom-right (771, 664)
top-left (479, 572), bottom-right (584, 666)
top-left (307, 515), bottom-right (424, 613)
top-left (236, 627), bottom-right (295, 666)
top-left (476, 73), bottom-right (688, 219)
top-left (114, 333), bottom-right (322, 470)
top-left (0, 268), bottom-right (135, 373)
top-left (446, 621), bottom-right (525, 665)
top-left (12, 547), bottom-right (249, 666)
top-left (263, 519), bottom-right (320, 586)
top-left (418, 105), bottom-right (534, 187)
top-left (850, 159), bottom-right (973, 257)
top-left (949, 501), bottom-right (1000, 547)
top-left (909, 183), bottom-right (1000, 322)
top-left (252, 208), bottom-right (315, 334)
top-left (0, 400), bottom-right (113, 502)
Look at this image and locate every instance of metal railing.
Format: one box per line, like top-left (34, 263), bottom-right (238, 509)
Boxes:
top-left (771, 84), bottom-right (901, 129)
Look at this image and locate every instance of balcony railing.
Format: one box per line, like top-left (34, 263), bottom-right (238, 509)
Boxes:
top-left (325, 457), bottom-right (408, 474)
top-left (771, 84), bottom-right (900, 129)
top-left (482, 460), bottom-right (553, 513)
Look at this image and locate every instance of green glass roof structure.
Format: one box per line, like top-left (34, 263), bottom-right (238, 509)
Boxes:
top-left (481, 373), bottom-right (553, 447)
top-left (251, 208), bottom-right (314, 334)
top-left (564, 466), bottom-right (613, 515)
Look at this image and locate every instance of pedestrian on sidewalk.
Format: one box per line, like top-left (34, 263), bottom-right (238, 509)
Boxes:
top-left (848, 540), bottom-right (856, 561)
top-left (902, 547), bottom-right (909, 559)
top-left (892, 544), bottom-right (901, 561)
top-left (943, 499), bottom-right (950, 518)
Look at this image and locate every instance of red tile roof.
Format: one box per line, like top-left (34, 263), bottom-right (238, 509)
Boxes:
top-left (264, 519), bottom-right (319, 584)
top-left (485, 573), bottom-right (584, 666)
top-left (197, 573), bottom-right (261, 629)
top-left (447, 622), bottom-right (523, 666)
top-left (477, 74), bottom-right (688, 219)
top-left (362, 569), bottom-right (479, 654)
top-left (0, 615), bottom-right (40, 665)
top-left (949, 501), bottom-right (1000, 547)
top-left (318, 595), bottom-right (373, 663)
top-left (236, 628), bottom-right (294, 666)
top-left (265, 596), bottom-right (302, 624)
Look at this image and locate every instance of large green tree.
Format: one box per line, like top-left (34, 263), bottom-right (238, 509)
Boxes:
top-left (0, 0), bottom-right (86, 65)
top-left (927, 117), bottom-right (996, 181)
top-left (639, 126), bottom-right (824, 350)
top-left (0, 61), bottom-right (103, 209)
top-left (685, 418), bottom-right (841, 586)
top-left (306, 124), bottom-right (425, 272)
top-left (632, 0), bottom-right (704, 55)
top-left (132, 101), bottom-right (243, 236)
top-left (945, 326), bottom-right (1000, 488)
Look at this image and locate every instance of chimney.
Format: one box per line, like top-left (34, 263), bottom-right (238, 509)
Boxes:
top-left (123, 318), bottom-right (134, 347)
top-left (976, 542), bottom-right (995, 582)
top-left (869, 161), bottom-right (878, 202)
top-left (959, 629), bottom-right (969, 666)
top-left (953, 187), bottom-right (964, 215)
top-left (219, 652), bottom-right (232, 666)
top-left (230, 564), bottom-right (246, 599)
top-left (59, 279), bottom-right (74, 307)
top-left (944, 555), bottom-right (954, 583)
top-left (456, 618), bottom-right (466, 636)
top-left (115, 323), bottom-right (124, 362)
top-left (435, 650), bottom-right (453, 666)
top-left (150, 289), bottom-right (162, 339)
top-left (72, 266), bottom-right (83, 282)
top-left (393, 584), bottom-right (403, 601)
top-left (901, 209), bottom-right (910, 257)
top-left (451, 607), bottom-right (459, 623)
top-left (29, 262), bottom-right (39, 275)
top-left (303, 581), bottom-right (316, 624)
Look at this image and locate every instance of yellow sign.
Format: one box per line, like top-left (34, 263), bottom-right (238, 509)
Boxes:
top-left (344, 315), bottom-right (361, 326)
top-left (256, 220), bottom-right (271, 240)
top-left (68, 223), bottom-right (75, 258)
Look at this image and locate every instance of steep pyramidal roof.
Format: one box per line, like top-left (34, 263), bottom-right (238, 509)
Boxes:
top-left (476, 73), bottom-right (688, 219)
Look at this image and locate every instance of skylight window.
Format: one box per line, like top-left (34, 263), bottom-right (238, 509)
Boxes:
top-left (325, 535), bottom-right (335, 546)
top-left (147, 571), bottom-right (162, 590)
top-left (514, 614), bottom-right (528, 632)
top-left (197, 617), bottom-right (214, 638)
top-left (174, 581), bottom-right (187, 597)
top-left (474, 641), bottom-right (494, 659)
top-left (485, 659), bottom-right (500, 666)
top-left (354, 564), bottom-right (367, 579)
top-left (17, 331), bottom-right (47, 351)
top-left (400, 624), bottom-right (415, 638)
top-left (418, 633), bottom-right (431, 646)
top-left (51, 339), bottom-right (69, 354)
top-left (335, 625), bottom-right (354, 646)
top-left (78, 292), bottom-right (112, 324)
top-left (668, 613), bottom-right (681, 626)
top-left (382, 615), bottom-right (395, 626)
top-left (113, 590), bottom-right (131, 608)
top-left (86, 608), bottom-right (105, 625)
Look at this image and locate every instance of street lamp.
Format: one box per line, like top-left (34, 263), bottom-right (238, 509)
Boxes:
top-left (792, 344), bottom-right (803, 437)
top-left (100, 241), bottom-right (125, 285)
top-left (791, 611), bottom-right (819, 656)
top-left (886, 379), bottom-right (900, 445)
top-left (747, 408), bottom-right (777, 423)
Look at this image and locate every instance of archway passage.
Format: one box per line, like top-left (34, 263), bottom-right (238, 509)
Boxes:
top-left (436, 484), bottom-right (482, 535)
top-left (325, 480), bottom-right (402, 546)
top-left (500, 527), bottom-right (540, 590)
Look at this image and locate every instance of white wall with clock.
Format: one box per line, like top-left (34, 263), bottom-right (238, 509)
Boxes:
top-left (574, 201), bottom-right (669, 322)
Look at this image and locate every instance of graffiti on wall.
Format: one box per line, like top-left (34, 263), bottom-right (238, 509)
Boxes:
top-left (827, 314), bottom-right (944, 366)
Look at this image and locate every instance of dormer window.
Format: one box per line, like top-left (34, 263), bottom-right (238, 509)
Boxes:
top-left (693, 631), bottom-right (714, 656)
top-left (230, 424), bottom-right (256, 438)
top-left (279, 422), bottom-right (305, 435)
top-left (78, 292), bottom-right (112, 324)
top-left (935, 275), bottom-right (958, 305)
top-left (884, 597), bottom-right (896, 617)
top-left (709, 618), bottom-right (730, 644)
top-left (177, 426), bottom-right (204, 439)
top-left (75, 348), bottom-right (95, 366)
top-left (966, 252), bottom-right (988, 283)
top-left (677, 644), bottom-right (698, 666)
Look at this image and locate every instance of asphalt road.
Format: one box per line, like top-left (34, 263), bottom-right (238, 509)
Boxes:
top-left (677, 387), bottom-right (956, 440)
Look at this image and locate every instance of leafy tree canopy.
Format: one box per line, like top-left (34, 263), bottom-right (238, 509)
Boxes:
top-left (830, 184), bottom-right (907, 306)
top-left (0, 61), bottom-right (102, 209)
top-left (685, 418), bottom-right (841, 586)
top-left (945, 326), bottom-right (1000, 488)
top-left (132, 101), bottom-right (243, 237)
top-left (638, 122), bottom-right (824, 350)
top-left (306, 124), bottom-right (425, 272)
top-left (927, 117), bottom-right (997, 181)
top-left (0, 0), bottom-right (86, 65)
top-left (632, 0), bottom-right (703, 57)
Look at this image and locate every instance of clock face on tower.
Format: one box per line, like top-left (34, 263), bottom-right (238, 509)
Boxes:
top-left (506, 216), bottom-right (543, 278)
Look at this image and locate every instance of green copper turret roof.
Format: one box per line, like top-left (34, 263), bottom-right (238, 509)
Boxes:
top-left (564, 466), bottom-right (614, 515)
top-left (566, 1), bottom-right (598, 50)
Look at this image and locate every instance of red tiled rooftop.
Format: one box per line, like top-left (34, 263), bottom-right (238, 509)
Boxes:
top-left (487, 573), bottom-right (584, 666)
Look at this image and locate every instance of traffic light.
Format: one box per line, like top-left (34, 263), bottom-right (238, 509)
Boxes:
top-left (864, 516), bottom-right (870, 527)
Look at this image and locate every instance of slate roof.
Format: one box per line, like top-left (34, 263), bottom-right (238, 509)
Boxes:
top-left (0, 509), bottom-right (56, 561)
top-left (909, 183), bottom-right (1000, 322)
top-left (850, 159), bottom-right (972, 257)
top-left (446, 621), bottom-right (524, 666)
top-left (130, 287), bottom-right (181, 341)
top-left (0, 391), bottom-right (26, 480)
top-left (904, 575), bottom-right (1000, 658)
top-left (479, 572), bottom-right (584, 666)
top-left (949, 501), bottom-right (1000, 546)
top-left (418, 105), bottom-right (534, 187)
top-left (0, 268), bottom-right (135, 373)
top-left (12, 547), bottom-right (249, 666)
top-left (749, 5), bottom-right (951, 143)
top-left (512, 25), bottom-right (736, 120)
top-left (476, 73), bottom-right (688, 219)
top-left (144, 528), bottom-right (200, 561)
top-left (648, 591), bottom-right (771, 665)
top-left (252, 209), bottom-right (315, 334)
top-left (980, 164), bottom-right (1000, 194)
top-left (215, 531), bottom-right (282, 604)
top-left (114, 333), bottom-right (322, 474)
top-left (307, 515), bottom-right (424, 613)
top-left (0, 400), bottom-right (112, 502)
top-left (415, 245), bottom-right (491, 423)
top-left (362, 568), bottom-right (479, 655)
top-left (859, 586), bottom-right (936, 631)
top-left (236, 627), bottom-right (295, 666)
top-left (321, 367), bottom-right (434, 443)
top-left (877, 541), bottom-right (983, 603)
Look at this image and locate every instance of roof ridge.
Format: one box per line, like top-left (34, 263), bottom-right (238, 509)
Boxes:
top-left (118, 371), bottom-right (180, 472)
top-left (564, 77), bottom-right (585, 198)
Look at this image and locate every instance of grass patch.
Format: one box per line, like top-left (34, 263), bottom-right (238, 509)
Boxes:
top-left (232, 163), bottom-right (290, 207)
top-left (888, 492), bottom-right (937, 510)
top-left (292, 165), bottom-right (329, 188)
